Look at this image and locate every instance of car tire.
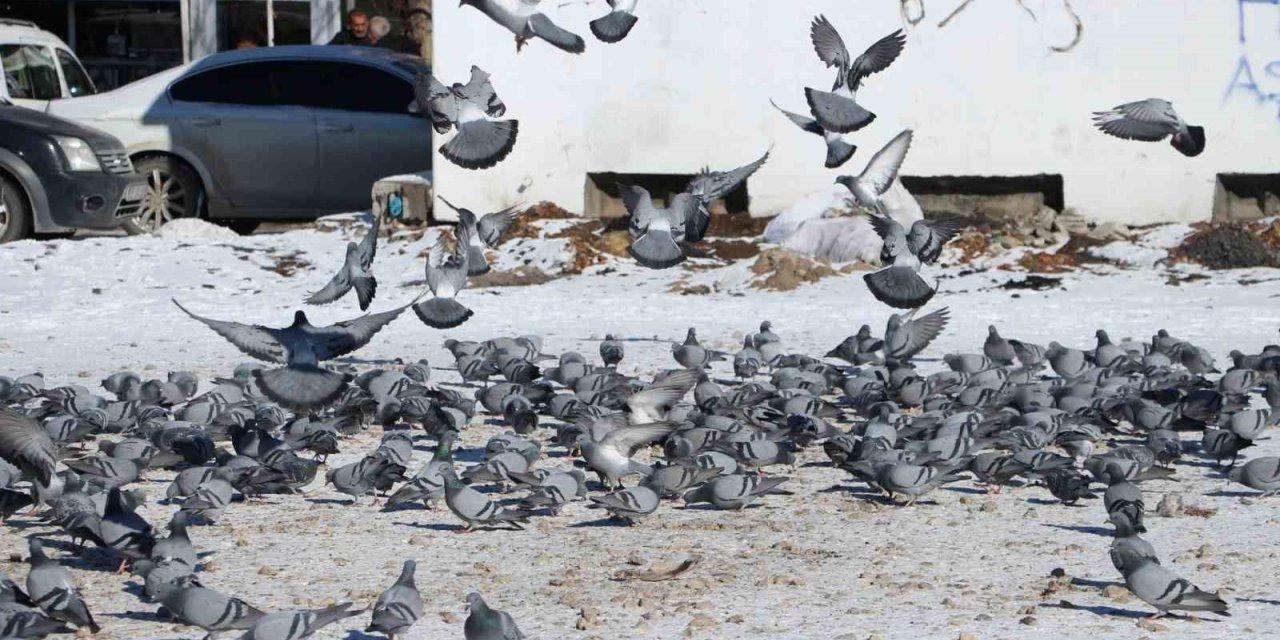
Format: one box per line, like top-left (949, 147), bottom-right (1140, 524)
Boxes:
top-left (0, 173), bottom-right (32, 243)
top-left (124, 155), bottom-right (204, 235)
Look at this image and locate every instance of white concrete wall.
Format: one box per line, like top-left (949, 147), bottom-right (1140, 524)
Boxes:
top-left (432, 1), bottom-right (1280, 223)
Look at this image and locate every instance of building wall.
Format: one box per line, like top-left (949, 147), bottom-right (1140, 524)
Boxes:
top-left (432, 0), bottom-right (1280, 223)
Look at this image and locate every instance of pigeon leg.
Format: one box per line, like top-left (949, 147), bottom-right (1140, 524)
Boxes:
top-left (453, 525), bottom-right (475, 534)
top-left (515, 35), bottom-right (527, 52)
top-left (117, 558), bottom-right (131, 574)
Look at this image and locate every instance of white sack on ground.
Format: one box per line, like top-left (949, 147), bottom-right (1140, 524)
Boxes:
top-left (768, 179), bottom-right (924, 263)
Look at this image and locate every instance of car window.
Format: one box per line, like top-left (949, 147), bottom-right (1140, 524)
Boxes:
top-left (1, 45), bottom-right (62, 100)
top-left (307, 62), bottom-right (414, 114)
top-left (56, 49), bottom-right (96, 97)
top-left (170, 61), bottom-right (312, 106)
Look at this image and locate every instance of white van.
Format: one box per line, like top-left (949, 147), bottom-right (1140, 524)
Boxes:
top-left (0, 18), bottom-right (96, 110)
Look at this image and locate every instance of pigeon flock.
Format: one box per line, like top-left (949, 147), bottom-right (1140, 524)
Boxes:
top-left (0, 4), bottom-right (1244, 640)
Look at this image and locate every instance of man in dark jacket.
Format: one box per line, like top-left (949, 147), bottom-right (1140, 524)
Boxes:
top-left (328, 9), bottom-right (372, 45)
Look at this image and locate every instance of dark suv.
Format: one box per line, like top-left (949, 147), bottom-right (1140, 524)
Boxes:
top-left (0, 97), bottom-right (145, 242)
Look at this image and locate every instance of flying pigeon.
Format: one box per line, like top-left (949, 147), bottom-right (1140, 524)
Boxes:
top-left (305, 208), bottom-right (380, 311)
top-left (772, 99), bottom-right (858, 168)
top-left (464, 592), bottom-right (525, 640)
top-left (805, 17), bottom-right (907, 133)
top-left (1092, 99), bottom-right (1205, 157)
top-left (413, 225), bottom-right (474, 329)
top-left (861, 209), bottom-right (960, 309)
top-left (621, 184), bottom-right (697, 269)
top-left (174, 300), bottom-right (406, 411)
top-left (460, 0), bottom-right (586, 54)
top-left (883, 307), bottom-right (950, 363)
top-left (590, 0), bottom-right (639, 43)
top-left (836, 129), bottom-right (914, 216)
top-left (582, 422), bottom-right (678, 489)
top-left (683, 150), bottom-right (770, 242)
top-left (438, 196), bottom-right (523, 276)
top-left (416, 66), bottom-right (518, 170)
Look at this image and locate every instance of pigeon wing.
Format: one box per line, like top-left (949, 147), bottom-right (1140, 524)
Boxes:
top-left (907, 218), bottom-right (963, 264)
top-left (357, 208), bottom-right (381, 270)
top-left (688, 151), bottom-right (770, 204)
top-left (850, 29), bottom-right (907, 88)
top-left (477, 205), bottom-right (522, 248)
top-left (415, 73), bottom-right (456, 133)
top-left (771, 99), bottom-right (824, 135)
top-left (903, 308), bottom-right (950, 356)
top-left (1092, 99), bottom-right (1178, 142)
top-left (626, 370), bottom-right (698, 417)
top-left (304, 264), bottom-right (353, 306)
top-left (0, 409), bottom-right (56, 485)
top-left (426, 228), bottom-right (469, 296)
top-left (312, 306), bottom-right (408, 361)
top-left (810, 15), bottom-right (850, 73)
top-left (460, 65), bottom-right (506, 118)
top-left (860, 129), bottom-right (914, 196)
top-left (172, 300), bottom-right (288, 364)
top-left (528, 12), bottom-right (587, 54)
top-left (601, 422), bottom-right (678, 457)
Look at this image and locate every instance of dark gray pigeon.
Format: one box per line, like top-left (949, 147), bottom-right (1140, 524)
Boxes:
top-left (464, 592), bottom-right (524, 640)
top-left (622, 184), bottom-right (696, 269)
top-left (683, 150), bottom-right (769, 242)
top-left (416, 66), bottom-right (517, 170)
top-left (438, 196), bottom-right (522, 276)
top-left (772, 99), bottom-right (857, 168)
top-left (174, 300), bottom-right (405, 411)
top-left (805, 17), bottom-right (906, 133)
top-left (413, 225), bottom-right (474, 329)
top-left (461, 0), bottom-right (585, 53)
top-left (305, 210), bottom-right (380, 311)
top-left (1092, 99), bottom-right (1205, 157)
top-left (599, 335), bottom-right (624, 368)
top-left (366, 560), bottom-right (423, 639)
top-left (590, 0), bottom-right (639, 43)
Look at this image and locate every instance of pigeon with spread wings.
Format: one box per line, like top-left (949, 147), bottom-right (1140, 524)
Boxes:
top-left (437, 196), bottom-right (523, 277)
top-left (305, 205), bottom-right (381, 311)
top-left (416, 66), bottom-right (517, 170)
top-left (836, 129), bottom-right (913, 216)
top-left (621, 184), bottom-right (697, 269)
top-left (173, 300), bottom-right (406, 410)
top-left (460, 0), bottom-right (586, 54)
top-left (804, 16), bottom-right (907, 134)
top-left (1092, 99), bottom-right (1205, 157)
top-left (412, 225), bottom-right (475, 329)
top-left (772, 99), bottom-right (858, 168)
top-left (684, 150), bottom-right (769, 242)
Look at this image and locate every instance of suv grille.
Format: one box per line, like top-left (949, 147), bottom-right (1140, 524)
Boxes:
top-left (96, 152), bottom-right (134, 175)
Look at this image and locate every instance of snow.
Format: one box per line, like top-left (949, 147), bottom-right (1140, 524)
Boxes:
top-left (152, 218), bottom-right (241, 241)
top-left (2, 219), bottom-right (1280, 640)
top-left (765, 181), bottom-right (924, 263)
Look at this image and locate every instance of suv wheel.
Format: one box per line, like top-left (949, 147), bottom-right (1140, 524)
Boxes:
top-left (124, 156), bottom-right (204, 235)
top-left (0, 174), bottom-right (31, 243)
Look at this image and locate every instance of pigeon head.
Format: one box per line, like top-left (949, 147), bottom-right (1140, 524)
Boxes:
top-left (1096, 329), bottom-right (1111, 344)
top-left (292, 310), bottom-right (310, 327)
top-left (857, 325), bottom-right (872, 338)
top-left (1172, 125), bottom-right (1206, 157)
top-left (1227, 465), bottom-right (1244, 483)
top-left (465, 592), bottom-right (485, 610)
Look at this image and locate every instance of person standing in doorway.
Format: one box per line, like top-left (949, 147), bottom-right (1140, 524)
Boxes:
top-left (328, 9), bottom-right (372, 45)
top-left (369, 16), bottom-right (391, 46)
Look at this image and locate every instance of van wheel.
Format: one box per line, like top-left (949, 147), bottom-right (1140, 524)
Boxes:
top-left (0, 174), bottom-right (31, 243)
top-left (124, 156), bottom-right (204, 235)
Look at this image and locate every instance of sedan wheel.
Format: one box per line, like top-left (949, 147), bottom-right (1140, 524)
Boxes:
top-left (123, 156), bottom-right (204, 236)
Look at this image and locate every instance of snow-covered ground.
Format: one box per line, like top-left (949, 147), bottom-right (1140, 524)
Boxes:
top-left (1, 218), bottom-right (1279, 639)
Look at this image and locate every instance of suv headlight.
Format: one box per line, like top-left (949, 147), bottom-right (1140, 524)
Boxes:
top-left (52, 136), bottom-right (102, 172)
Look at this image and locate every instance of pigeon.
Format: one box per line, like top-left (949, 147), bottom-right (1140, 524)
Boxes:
top-left (862, 461), bottom-right (966, 505)
top-left (441, 468), bottom-right (530, 532)
top-left (683, 150), bottom-right (770, 242)
top-left (590, 0), bottom-right (639, 43)
top-left (174, 300), bottom-right (405, 411)
top-left (672, 329), bottom-right (725, 370)
top-left (24, 540), bottom-right (99, 633)
top-left (0, 607), bottom-right (71, 639)
top-left (0, 408), bottom-right (62, 508)
top-left (1119, 556), bottom-right (1229, 619)
top-left (682, 473), bottom-right (789, 510)
top-left (305, 210), bottom-right (379, 311)
top-left (366, 560), bottom-right (423, 639)
top-left (460, 0), bottom-right (586, 54)
top-left (1109, 510), bottom-right (1158, 572)
top-left (627, 369), bottom-right (698, 424)
top-left (599, 335), bottom-right (624, 368)
top-left (984, 326), bottom-right (1016, 366)
top-left (99, 487), bottom-right (155, 569)
top-left (621, 184), bottom-right (697, 269)
top-left (515, 469), bottom-right (588, 515)
top-left (582, 422), bottom-right (677, 489)
top-left (416, 66), bottom-right (518, 170)
top-left (883, 307), bottom-right (950, 363)
top-left (1092, 99), bottom-right (1205, 157)
top-left (388, 432), bottom-right (456, 509)
top-left (1041, 468), bottom-right (1097, 505)
top-left (588, 480), bottom-right (660, 523)
top-left (157, 583), bottom-right (266, 636)
top-left (1229, 456), bottom-right (1280, 496)
top-left (236, 602), bottom-right (360, 640)
top-left (861, 209), bottom-right (960, 309)
top-left (836, 129), bottom-right (913, 216)
top-left (437, 197), bottom-right (522, 277)
top-left (150, 511), bottom-right (197, 568)
top-left (772, 99), bottom-right (858, 168)
top-left (412, 225), bottom-right (474, 329)
top-left (805, 17), bottom-right (907, 133)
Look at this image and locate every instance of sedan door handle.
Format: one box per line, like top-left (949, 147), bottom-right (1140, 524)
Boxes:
top-left (189, 117), bottom-right (221, 127)
top-left (320, 124), bottom-right (355, 134)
